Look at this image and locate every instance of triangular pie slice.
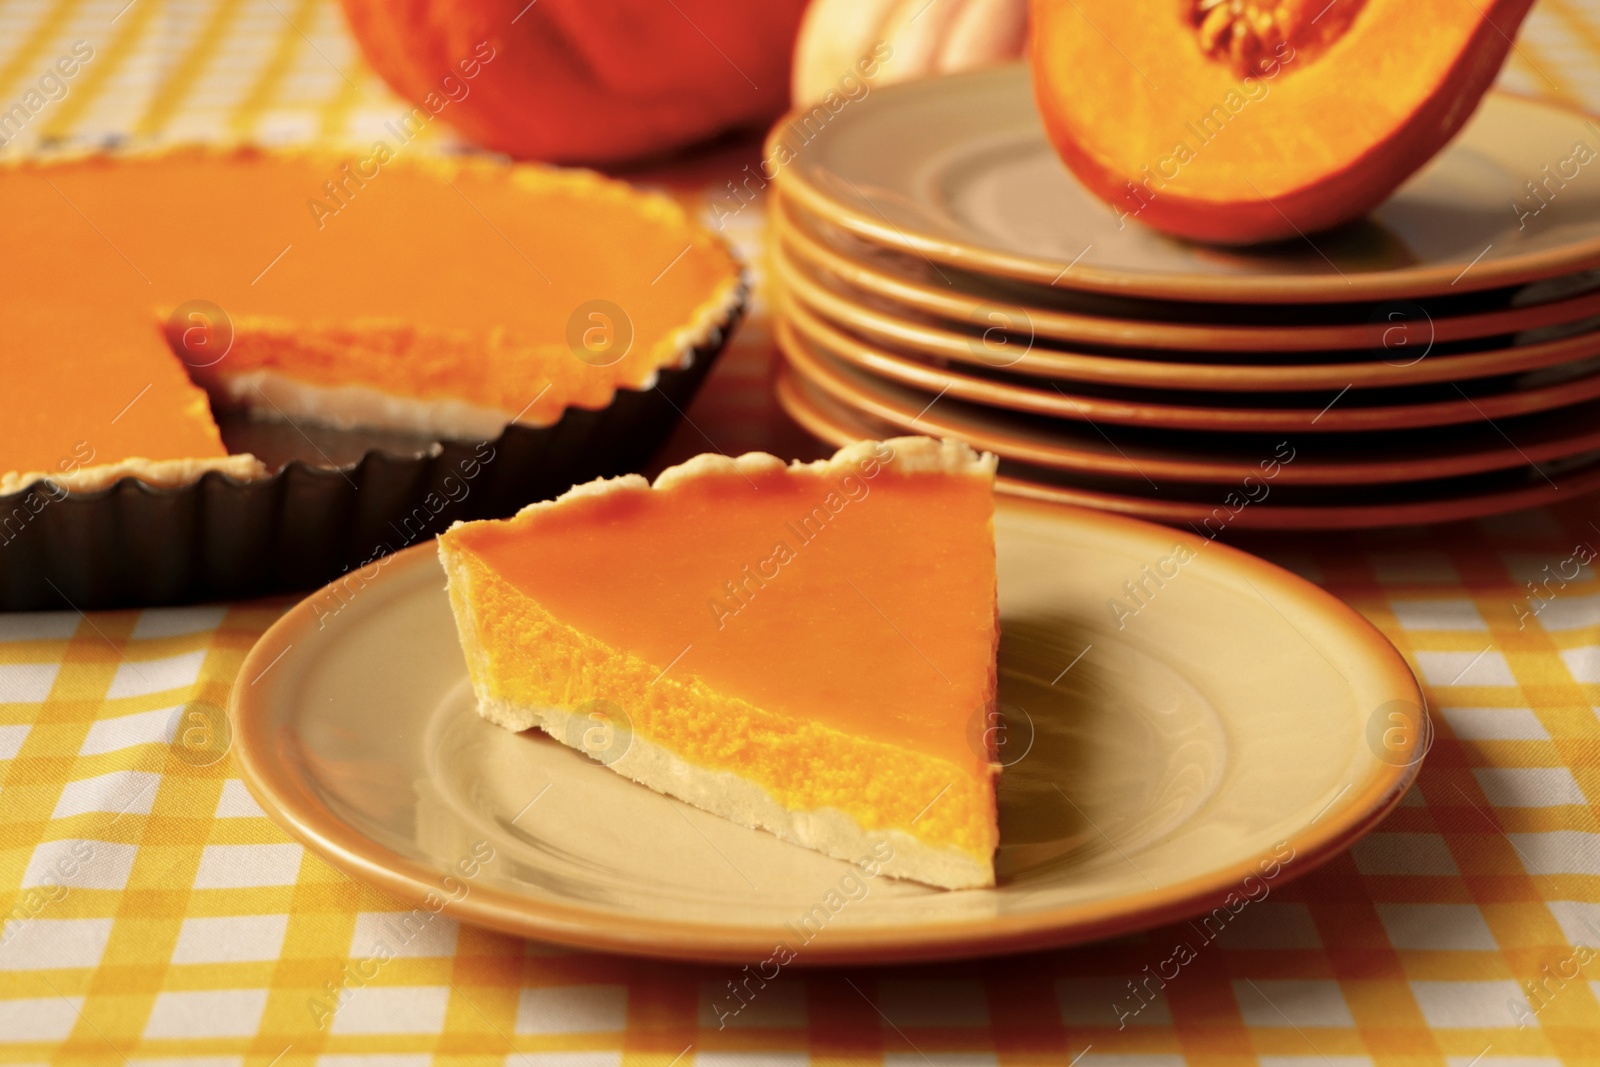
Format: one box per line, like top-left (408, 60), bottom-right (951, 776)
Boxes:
top-left (437, 436), bottom-right (1001, 889)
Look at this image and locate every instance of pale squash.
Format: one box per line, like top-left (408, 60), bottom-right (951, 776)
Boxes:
top-left (792, 0), bottom-right (1027, 104)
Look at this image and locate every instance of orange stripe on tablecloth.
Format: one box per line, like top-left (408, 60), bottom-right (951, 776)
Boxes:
top-left (132, 0), bottom-right (249, 138)
top-left (227, 0), bottom-right (325, 140)
top-left (35, 0), bottom-right (162, 142)
top-left (1505, 30), bottom-right (1590, 109)
top-left (808, 976), bottom-right (888, 1063)
top-left (0, 0), bottom-right (88, 109)
top-left (432, 943), bottom-right (524, 1057)
top-left (1294, 852), bottom-right (1451, 1059)
top-left (617, 971), bottom-right (696, 1065)
top-left (1416, 769), bottom-right (1592, 1054)
top-left (315, 63), bottom-right (369, 143)
top-left (984, 959), bottom-right (1076, 1061)
top-left (1405, 528), bottom-right (1600, 1044)
top-left (295, 0), bottom-right (375, 139)
top-left (1436, 520), bottom-right (1600, 750)
top-left (0, 611), bottom-right (134, 1049)
top-left (74, 613), bottom-right (267, 1048)
top-left (1542, 0), bottom-right (1600, 78)
top-left (0, 614), bottom-right (127, 859)
top-left (1162, 928), bottom-right (1261, 1066)
top-left (255, 821), bottom-right (366, 1056)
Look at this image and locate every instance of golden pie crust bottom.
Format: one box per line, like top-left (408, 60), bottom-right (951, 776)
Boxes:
top-left (0, 454), bottom-right (266, 498)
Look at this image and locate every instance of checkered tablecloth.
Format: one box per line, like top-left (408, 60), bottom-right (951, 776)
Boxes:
top-left (5, 0), bottom-right (1600, 1061)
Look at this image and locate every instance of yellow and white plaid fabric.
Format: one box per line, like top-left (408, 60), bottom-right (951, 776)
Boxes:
top-left (4, 0), bottom-right (1600, 1060)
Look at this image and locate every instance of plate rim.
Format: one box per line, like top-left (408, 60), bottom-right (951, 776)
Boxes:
top-left (775, 367), bottom-right (1600, 530)
top-left (773, 193), bottom-right (1600, 355)
top-left (773, 226), bottom-right (1600, 394)
top-left (232, 504), bottom-right (1426, 964)
top-left (780, 290), bottom-right (1600, 433)
top-left (769, 70), bottom-right (1600, 305)
top-left (773, 316), bottom-right (1600, 486)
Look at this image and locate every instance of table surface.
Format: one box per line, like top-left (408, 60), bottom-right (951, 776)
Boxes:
top-left (5, 0), bottom-right (1600, 1062)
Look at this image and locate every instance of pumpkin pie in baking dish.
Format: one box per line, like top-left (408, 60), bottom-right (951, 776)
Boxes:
top-left (0, 147), bottom-right (742, 495)
top-left (437, 436), bottom-right (1002, 890)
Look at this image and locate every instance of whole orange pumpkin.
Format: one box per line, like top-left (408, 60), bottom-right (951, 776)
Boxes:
top-left (339, 0), bottom-right (810, 165)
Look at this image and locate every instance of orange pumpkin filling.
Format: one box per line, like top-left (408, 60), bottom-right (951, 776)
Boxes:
top-left (0, 148), bottom-right (741, 492)
top-left (3, 303), bottom-right (237, 492)
top-left (438, 437), bottom-right (1002, 889)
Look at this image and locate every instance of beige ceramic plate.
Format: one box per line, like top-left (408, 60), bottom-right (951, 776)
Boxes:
top-left (776, 368), bottom-right (1600, 530)
top-left (778, 315), bottom-right (1600, 486)
top-left (775, 195), bottom-right (1600, 354)
top-left (773, 234), bottom-right (1600, 392)
top-left (781, 294), bottom-right (1600, 433)
top-left (770, 67), bottom-right (1600, 303)
top-left (233, 514), bottom-right (1424, 964)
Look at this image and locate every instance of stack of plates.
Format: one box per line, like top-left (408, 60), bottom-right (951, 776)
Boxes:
top-left (766, 65), bottom-right (1600, 529)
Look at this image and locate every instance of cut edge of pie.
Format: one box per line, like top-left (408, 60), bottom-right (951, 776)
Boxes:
top-left (437, 436), bottom-right (1002, 891)
top-left (170, 146), bottom-right (748, 440)
top-left (2, 143), bottom-right (745, 495)
top-left (186, 269), bottom-right (743, 442)
top-left (190, 364), bottom-right (520, 442)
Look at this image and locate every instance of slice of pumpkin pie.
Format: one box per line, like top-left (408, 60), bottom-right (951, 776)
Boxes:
top-left (437, 436), bottom-right (1001, 889)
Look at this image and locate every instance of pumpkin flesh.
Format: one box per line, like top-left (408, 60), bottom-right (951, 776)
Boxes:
top-left (1029, 0), bottom-right (1539, 244)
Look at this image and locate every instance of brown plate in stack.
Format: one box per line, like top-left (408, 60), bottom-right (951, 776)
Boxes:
top-left (766, 65), bottom-right (1600, 529)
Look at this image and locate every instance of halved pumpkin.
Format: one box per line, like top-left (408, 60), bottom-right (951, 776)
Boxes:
top-left (1029, 0), bottom-right (1538, 245)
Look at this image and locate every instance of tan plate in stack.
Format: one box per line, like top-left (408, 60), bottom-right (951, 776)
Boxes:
top-left (766, 64), bottom-right (1600, 529)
